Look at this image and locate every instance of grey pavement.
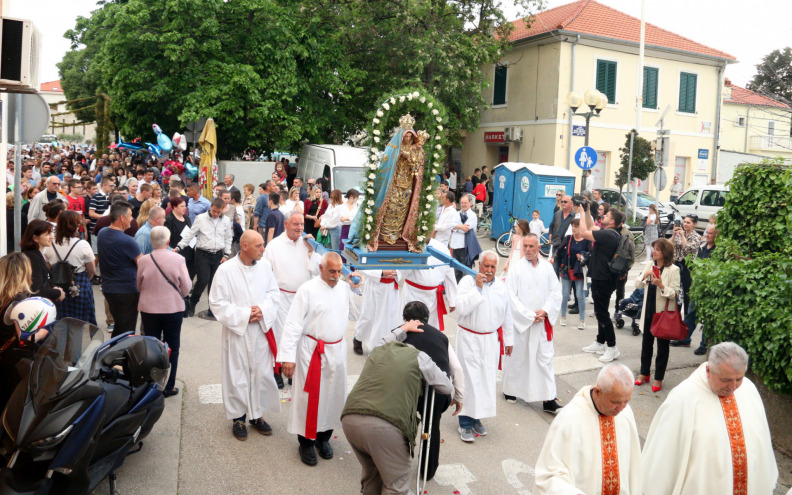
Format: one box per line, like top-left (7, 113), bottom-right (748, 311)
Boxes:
top-left (89, 241), bottom-right (792, 495)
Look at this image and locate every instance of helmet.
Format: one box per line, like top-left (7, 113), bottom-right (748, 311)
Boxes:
top-left (3, 297), bottom-right (57, 334)
top-left (101, 336), bottom-right (170, 389)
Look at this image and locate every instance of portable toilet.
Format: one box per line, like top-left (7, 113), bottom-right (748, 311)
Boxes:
top-left (491, 163), bottom-right (576, 238)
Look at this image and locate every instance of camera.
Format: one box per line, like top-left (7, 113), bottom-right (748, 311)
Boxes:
top-left (571, 195), bottom-right (589, 211)
top-left (674, 219), bottom-right (682, 228)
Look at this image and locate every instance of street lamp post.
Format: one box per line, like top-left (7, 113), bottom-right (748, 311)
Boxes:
top-left (566, 89), bottom-right (608, 193)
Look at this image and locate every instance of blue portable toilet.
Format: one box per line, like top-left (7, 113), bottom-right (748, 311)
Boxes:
top-left (491, 163), bottom-right (576, 239)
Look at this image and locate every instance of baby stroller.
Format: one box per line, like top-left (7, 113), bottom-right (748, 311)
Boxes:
top-left (615, 287), bottom-right (644, 336)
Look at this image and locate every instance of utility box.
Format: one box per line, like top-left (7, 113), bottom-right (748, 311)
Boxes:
top-left (491, 163), bottom-right (576, 239)
top-left (0, 17), bottom-right (41, 92)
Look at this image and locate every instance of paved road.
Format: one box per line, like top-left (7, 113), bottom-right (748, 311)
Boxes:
top-left (91, 242), bottom-right (792, 495)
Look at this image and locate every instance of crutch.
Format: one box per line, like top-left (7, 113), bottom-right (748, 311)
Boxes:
top-left (416, 382), bottom-right (437, 495)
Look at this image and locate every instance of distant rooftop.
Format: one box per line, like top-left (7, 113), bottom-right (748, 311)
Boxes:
top-left (40, 80), bottom-right (63, 92)
top-left (724, 79), bottom-right (791, 109)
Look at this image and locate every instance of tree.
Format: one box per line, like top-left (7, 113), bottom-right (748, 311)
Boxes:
top-left (56, 133), bottom-right (84, 143)
top-left (747, 47), bottom-right (792, 105)
top-left (616, 130), bottom-right (656, 193)
top-left (58, 0), bottom-right (543, 157)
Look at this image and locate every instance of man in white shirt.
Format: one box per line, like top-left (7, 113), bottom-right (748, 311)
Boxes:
top-left (175, 198), bottom-right (233, 318)
top-left (433, 191), bottom-right (460, 247)
top-left (448, 167), bottom-right (457, 192)
top-left (449, 194), bottom-right (478, 282)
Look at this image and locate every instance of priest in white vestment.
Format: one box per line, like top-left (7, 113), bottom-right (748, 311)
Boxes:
top-left (503, 233), bottom-right (563, 412)
top-left (454, 250), bottom-right (513, 442)
top-left (642, 342), bottom-right (778, 495)
top-left (352, 268), bottom-right (401, 355)
top-left (262, 212), bottom-right (320, 385)
top-left (399, 238), bottom-right (457, 331)
top-left (209, 230), bottom-right (281, 440)
top-left (535, 364), bottom-right (642, 495)
top-left (279, 252), bottom-right (360, 466)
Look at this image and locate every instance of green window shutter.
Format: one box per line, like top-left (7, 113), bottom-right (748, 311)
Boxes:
top-left (679, 72), bottom-right (697, 113)
top-left (643, 67), bottom-right (658, 109)
top-left (596, 60), bottom-right (617, 104)
top-left (493, 65), bottom-right (507, 105)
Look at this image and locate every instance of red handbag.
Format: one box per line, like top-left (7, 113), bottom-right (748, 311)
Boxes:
top-left (566, 238), bottom-right (581, 281)
top-left (650, 299), bottom-right (688, 340)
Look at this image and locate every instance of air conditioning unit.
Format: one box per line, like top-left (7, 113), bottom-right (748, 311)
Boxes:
top-left (504, 127), bottom-right (513, 142)
top-left (512, 128), bottom-right (523, 143)
top-left (0, 17), bottom-right (41, 92)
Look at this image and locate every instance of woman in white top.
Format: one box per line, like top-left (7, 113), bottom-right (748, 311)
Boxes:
top-left (502, 218), bottom-right (531, 275)
top-left (338, 189), bottom-right (360, 251)
top-left (643, 203), bottom-right (659, 262)
top-left (280, 186), bottom-right (304, 216)
top-left (320, 189), bottom-right (344, 250)
top-left (43, 210), bottom-right (97, 325)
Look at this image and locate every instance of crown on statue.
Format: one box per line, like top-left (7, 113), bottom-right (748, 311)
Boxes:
top-left (399, 113), bottom-right (416, 130)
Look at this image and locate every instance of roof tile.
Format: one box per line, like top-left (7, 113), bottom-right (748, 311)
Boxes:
top-left (40, 80), bottom-right (62, 92)
top-left (725, 84), bottom-right (791, 109)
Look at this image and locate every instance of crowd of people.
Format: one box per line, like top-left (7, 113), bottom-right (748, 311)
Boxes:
top-left (0, 146), bottom-right (780, 494)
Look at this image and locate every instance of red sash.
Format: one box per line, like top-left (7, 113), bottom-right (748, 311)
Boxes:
top-left (719, 394), bottom-right (748, 495)
top-left (264, 328), bottom-right (280, 375)
top-left (405, 279), bottom-right (447, 331)
top-left (544, 318), bottom-right (553, 341)
top-left (380, 277), bottom-right (399, 290)
top-left (303, 335), bottom-right (343, 440)
top-left (599, 415), bottom-right (620, 495)
top-left (279, 288), bottom-right (296, 294)
top-left (459, 325), bottom-right (505, 370)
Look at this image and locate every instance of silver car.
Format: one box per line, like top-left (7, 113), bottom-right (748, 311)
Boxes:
top-left (596, 187), bottom-right (671, 225)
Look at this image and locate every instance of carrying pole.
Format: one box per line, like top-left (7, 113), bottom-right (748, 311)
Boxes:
top-left (416, 382), bottom-right (437, 495)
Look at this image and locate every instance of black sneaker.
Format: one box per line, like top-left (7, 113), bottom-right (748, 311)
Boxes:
top-left (543, 399), bottom-right (563, 414)
top-left (670, 340), bottom-right (691, 347)
top-left (232, 420), bottom-right (248, 441)
top-left (274, 372), bottom-right (284, 390)
top-left (504, 394), bottom-right (517, 404)
top-left (568, 306), bottom-right (579, 315)
top-left (317, 440), bottom-right (333, 459)
top-left (163, 388), bottom-right (179, 398)
top-left (299, 445), bottom-right (318, 466)
top-left (91, 275), bottom-right (102, 285)
top-left (249, 418), bottom-right (273, 436)
top-left (187, 302), bottom-right (195, 318)
top-left (694, 346), bottom-right (707, 356)
top-left (352, 338), bottom-right (363, 355)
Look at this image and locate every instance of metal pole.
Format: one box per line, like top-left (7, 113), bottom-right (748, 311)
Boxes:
top-left (13, 94), bottom-right (23, 250)
top-left (627, 130), bottom-right (636, 222)
top-left (582, 113), bottom-right (591, 194)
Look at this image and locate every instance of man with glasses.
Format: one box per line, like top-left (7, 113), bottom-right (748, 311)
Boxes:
top-left (65, 179), bottom-right (89, 238)
top-left (28, 176), bottom-right (66, 221)
top-left (548, 195), bottom-right (574, 274)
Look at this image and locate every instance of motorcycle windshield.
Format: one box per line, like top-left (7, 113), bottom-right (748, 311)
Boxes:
top-left (30, 318), bottom-right (104, 410)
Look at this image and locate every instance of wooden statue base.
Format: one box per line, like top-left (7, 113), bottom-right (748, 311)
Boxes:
top-left (375, 240), bottom-right (409, 251)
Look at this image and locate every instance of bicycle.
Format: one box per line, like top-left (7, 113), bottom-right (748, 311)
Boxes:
top-left (476, 205), bottom-right (492, 239)
top-left (495, 217), bottom-right (551, 258)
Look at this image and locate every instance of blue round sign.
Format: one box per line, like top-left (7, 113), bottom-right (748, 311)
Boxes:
top-left (574, 146), bottom-right (597, 170)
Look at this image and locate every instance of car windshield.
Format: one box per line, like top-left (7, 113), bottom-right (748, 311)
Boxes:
top-left (333, 167), bottom-right (364, 194)
top-left (635, 192), bottom-right (657, 208)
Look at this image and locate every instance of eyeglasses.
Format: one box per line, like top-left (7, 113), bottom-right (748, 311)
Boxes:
top-left (560, 200), bottom-right (569, 203)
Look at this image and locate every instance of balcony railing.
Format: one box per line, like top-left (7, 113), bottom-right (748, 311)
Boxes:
top-left (749, 135), bottom-right (792, 152)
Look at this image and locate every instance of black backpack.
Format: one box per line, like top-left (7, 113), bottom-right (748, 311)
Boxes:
top-left (608, 231), bottom-right (635, 276)
top-left (50, 243), bottom-right (78, 287)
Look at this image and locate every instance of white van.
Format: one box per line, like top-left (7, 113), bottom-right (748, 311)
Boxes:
top-left (298, 144), bottom-right (368, 193)
top-left (671, 184), bottom-right (729, 231)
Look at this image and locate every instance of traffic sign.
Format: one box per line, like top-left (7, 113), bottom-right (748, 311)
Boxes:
top-left (574, 146), bottom-right (597, 170)
top-left (654, 167), bottom-right (668, 192)
top-left (572, 125), bottom-right (586, 137)
top-left (698, 149), bottom-right (709, 160)
top-left (6, 93), bottom-right (50, 143)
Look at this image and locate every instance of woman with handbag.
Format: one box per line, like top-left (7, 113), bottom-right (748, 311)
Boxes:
top-left (20, 220), bottom-right (65, 304)
top-left (137, 226), bottom-right (192, 398)
top-left (634, 238), bottom-right (680, 393)
top-left (303, 185), bottom-right (327, 239)
top-left (555, 219), bottom-right (591, 329)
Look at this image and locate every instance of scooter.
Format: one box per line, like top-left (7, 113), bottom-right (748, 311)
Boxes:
top-left (0, 318), bottom-right (170, 495)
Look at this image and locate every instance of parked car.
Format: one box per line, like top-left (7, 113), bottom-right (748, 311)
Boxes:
top-left (670, 185), bottom-right (729, 230)
top-left (597, 187), bottom-right (672, 226)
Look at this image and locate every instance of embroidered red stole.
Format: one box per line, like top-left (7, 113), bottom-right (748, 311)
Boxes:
top-left (598, 415), bottom-right (620, 495)
top-left (719, 394), bottom-right (748, 495)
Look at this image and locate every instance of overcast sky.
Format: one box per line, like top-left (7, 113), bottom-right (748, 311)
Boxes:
top-left (8, 0), bottom-right (792, 89)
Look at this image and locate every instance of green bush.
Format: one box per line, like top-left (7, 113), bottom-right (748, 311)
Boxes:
top-left (690, 159), bottom-right (792, 394)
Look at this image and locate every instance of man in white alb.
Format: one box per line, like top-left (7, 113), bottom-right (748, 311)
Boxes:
top-left (351, 268), bottom-right (401, 355)
top-left (262, 211), bottom-right (321, 387)
top-left (455, 251), bottom-right (513, 443)
top-left (503, 233), bottom-right (563, 412)
top-left (399, 237), bottom-right (457, 332)
top-left (535, 364), bottom-right (642, 494)
top-left (209, 230), bottom-right (281, 441)
top-left (641, 342), bottom-right (778, 495)
top-left (278, 252), bottom-right (360, 467)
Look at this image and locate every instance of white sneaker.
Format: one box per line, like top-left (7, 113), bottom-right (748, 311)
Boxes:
top-left (560, 316), bottom-right (567, 327)
top-left (599, 346), bottom-right (621, 363)
top-left (577, 320), bottom-right (585, 330)
top-left (582, 342), bottom-right (606, 354)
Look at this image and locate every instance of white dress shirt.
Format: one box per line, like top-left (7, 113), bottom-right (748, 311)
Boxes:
top-left (177, 212), bottom-right (233, 256)
top-left (449, 208), bottom-right (476, 250)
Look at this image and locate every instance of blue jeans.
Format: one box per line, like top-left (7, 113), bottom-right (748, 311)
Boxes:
top-left (328, 226), bottom-right (342, 251)
top-left (458, 415), bottom-right (480, 429)
top-left (561, 277), bottom-right (585, 320)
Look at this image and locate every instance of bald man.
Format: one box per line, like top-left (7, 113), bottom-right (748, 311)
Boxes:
top-left (209, 230), bottom-right (281, 441)
top-left (278, 252), bottom-right (361, 466)
top-left (535, 364), bottom-right (642, 494)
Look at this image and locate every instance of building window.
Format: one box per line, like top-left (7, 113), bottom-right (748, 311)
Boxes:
top-left (736, 116), bottom-right (746, 127)
top-left (642, 67), bottom-right (658, 109)
top-left (768, 121), bottom-right (775, 136)
top-left (493, 64), bottom-right (507, 106)
top-left (596, 60), bottom-right (617, 104)
top-left (678, 72), bottom-right (697, 113)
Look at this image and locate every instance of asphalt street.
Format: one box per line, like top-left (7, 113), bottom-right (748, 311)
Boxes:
top-left (90, 239), bottom-right (792, 495)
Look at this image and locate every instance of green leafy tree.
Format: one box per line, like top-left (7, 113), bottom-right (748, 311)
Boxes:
top-left (615, 130), bottom-right (656, 192)
top-left (747, 47), bottom-right (792, 105)
top-left (690, 160), bottom-right (792, 394)
top-left (56, 133), bottom-right (84, 143)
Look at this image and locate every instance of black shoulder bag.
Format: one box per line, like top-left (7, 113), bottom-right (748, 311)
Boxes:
top-left (150, 253), bottom-right (190, 317)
